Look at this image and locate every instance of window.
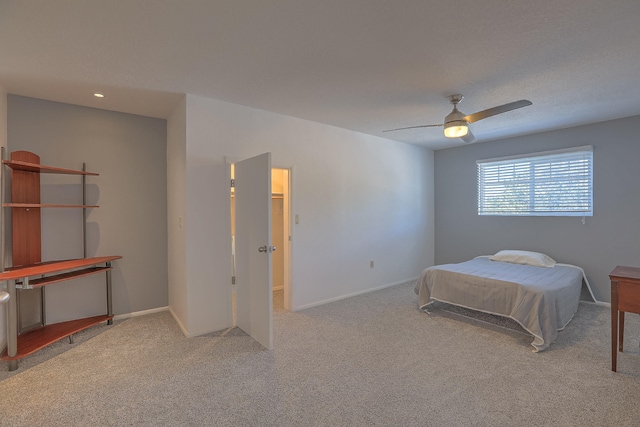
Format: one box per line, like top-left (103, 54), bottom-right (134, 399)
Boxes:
top-left (477, 146), bottom-right (593, 216)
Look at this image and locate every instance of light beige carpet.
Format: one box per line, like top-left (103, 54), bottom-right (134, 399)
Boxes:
top-left (1, 282), bottom-right (640, 426)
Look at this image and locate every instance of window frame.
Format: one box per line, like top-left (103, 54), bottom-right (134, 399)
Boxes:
top-left (477, 146), bottom-right (593, 217)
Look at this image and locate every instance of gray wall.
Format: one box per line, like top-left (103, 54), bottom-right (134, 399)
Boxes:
top-left (6, 96), bottom-right (168, 322)
top-left (434, 115), bottom-right (640, 303)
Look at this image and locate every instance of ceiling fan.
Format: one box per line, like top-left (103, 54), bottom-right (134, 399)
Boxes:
top-left (383, 94), bottom-right (532, 143)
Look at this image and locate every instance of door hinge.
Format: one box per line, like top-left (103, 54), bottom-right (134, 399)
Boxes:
top-left (232, 276), bottom-right (236, 285)
top-left (230, 179), bottom-right (235, 188)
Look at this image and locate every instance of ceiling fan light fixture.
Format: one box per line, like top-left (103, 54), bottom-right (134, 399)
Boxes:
top-left (381, 94), bottom-right (532, 141)
top-left (444, 121), bottom-right (468, 138)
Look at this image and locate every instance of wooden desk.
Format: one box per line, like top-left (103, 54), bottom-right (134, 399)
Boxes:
top-left (610, 265), bottom-right (640, 372)
top-left (0, 256), bottom-right (121, 370)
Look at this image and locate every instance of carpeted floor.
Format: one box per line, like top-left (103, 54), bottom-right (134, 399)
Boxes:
top-left (1, 282), bottom-right (640, 426)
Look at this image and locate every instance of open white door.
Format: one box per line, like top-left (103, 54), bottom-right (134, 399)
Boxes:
top-left (234, 153), bottom-right (273, 350)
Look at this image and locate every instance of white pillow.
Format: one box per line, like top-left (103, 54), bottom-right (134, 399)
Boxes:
top-left (489, 250), bottom-right (556, 268)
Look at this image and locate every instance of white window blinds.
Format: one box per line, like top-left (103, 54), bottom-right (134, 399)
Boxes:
top-left (477, 146), bottom-right (593, 216)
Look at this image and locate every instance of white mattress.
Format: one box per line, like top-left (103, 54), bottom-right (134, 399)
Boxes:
top-left (414, 256), bottom-right (587, 352)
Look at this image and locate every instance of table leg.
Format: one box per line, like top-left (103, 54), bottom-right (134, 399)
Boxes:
top-left (7, 280), bottom-right (19, 371)
top-left (612, 279), bottom-right (618, 372)
top-left (106, 262), bottom-right (113, 326)
top-left (619, 311), bottom-right (625, 352)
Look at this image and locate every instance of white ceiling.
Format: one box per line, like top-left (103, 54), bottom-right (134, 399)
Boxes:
top-left (1, 0), bottom-right (639, 150)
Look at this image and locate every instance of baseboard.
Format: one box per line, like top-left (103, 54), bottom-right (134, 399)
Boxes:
top-left (0, 305), bottom-right (221, 343)
top-left (166, 307), bottom-right (229, 338)
top-left (293, 277), bottom-right (417, 311)
top-left (167, 307), bottom-right (191, 337)
top-left (579, 299), bottom-right (609, 308)
top-left (113, 306), bottom-right (169, 322)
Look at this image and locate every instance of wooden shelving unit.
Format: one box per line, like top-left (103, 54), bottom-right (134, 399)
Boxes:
top-left (0, 149), bottom-right (121, 370)
top-left (1, 315), bottom-right (114, 361)
top-left (2, 159), bottom-right (100, 175)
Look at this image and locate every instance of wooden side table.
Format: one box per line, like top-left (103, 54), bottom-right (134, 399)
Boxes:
top-left (610, 265), bottom-right (640, 372)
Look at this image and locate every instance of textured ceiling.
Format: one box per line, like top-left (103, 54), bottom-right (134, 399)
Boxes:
top-left (1, 0), bottom-right (639, 150)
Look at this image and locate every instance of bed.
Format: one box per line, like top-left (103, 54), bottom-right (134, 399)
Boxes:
top-left (414, 250), bottom-right (592, 352)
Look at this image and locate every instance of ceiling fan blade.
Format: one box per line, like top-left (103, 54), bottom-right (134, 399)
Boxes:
top-left (461, 130), bottom-right (476, 144)
top-left (382, 123), bottom-right (443, 132)
top-left (464, 100), bottom-right (532, 124)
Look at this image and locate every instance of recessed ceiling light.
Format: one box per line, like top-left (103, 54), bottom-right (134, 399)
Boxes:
top-left (94, 93), bottom-right (105, 98)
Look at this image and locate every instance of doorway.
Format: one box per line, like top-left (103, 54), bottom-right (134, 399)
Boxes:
top-left (230, 165), bottom-right (292, 324)
top-left (270, 168), bottom-right (291, 313)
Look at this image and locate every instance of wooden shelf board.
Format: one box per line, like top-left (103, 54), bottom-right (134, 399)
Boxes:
top-left (4, 259), bottom-right (72, 271)
top-left (2, 159), bottom-right (99, 176)
top-left (1, 315), bottom-right (113, 360)
top-left (0, 256), bottom-right (122, 281)
top-left (28, 266), bottom-right (113, 287)
top-left (3, 203), bottom-right (99, 208)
